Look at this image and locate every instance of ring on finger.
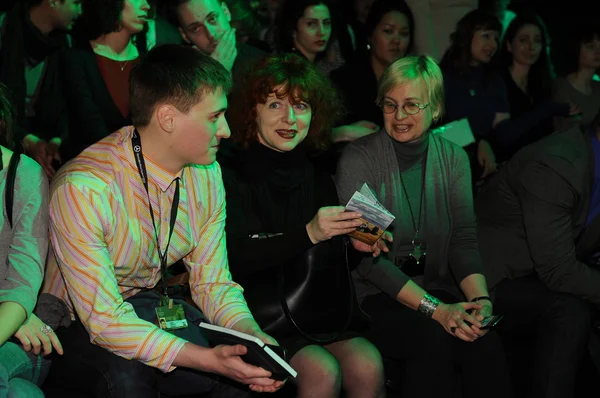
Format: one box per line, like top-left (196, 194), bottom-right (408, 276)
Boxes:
top-left (450, 326), bottom-right (457, 334)
top-left (40, 325), bottom-right (53, 334)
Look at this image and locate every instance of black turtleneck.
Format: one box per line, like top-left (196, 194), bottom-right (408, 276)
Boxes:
top-left (221, 141), bottom-right (339, 279)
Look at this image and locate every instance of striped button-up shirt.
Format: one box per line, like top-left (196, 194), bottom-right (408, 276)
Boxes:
top-left (43, 126), bottom-right (253, 371)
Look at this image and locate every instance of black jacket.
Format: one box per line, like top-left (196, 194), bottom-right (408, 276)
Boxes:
top-left (475, 124), bottom-right (600, 306)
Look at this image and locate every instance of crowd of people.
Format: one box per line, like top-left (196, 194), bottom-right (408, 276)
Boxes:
top-left (1, 0), bottom-right (600, 397)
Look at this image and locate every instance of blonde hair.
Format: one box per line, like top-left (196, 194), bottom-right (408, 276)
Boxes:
top-left (377, 55), bottom-right (445, 120)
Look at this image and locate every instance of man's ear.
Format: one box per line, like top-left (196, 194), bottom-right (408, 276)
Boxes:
top-left (156, 104), bottom-right (177, 133)
top-left (221, 1), bottom-right (232, 23)
top-left (178, 27), bottom-right (191, 44)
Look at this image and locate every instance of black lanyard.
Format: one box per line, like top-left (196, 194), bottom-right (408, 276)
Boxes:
top-left (132, 130), bottom-right (180, 298)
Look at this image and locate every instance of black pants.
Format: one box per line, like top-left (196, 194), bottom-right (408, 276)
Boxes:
top-left (45, 291), bottom-right (250, 398)
top-left (494, 275), bottom-right (593, 398)
top-left (361, 291), bottom-right (513, 398)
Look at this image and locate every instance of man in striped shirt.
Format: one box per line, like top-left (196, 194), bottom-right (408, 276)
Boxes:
top-left (42, 44), bottom-right (283, 397)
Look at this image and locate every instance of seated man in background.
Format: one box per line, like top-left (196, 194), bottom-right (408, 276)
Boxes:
top-left (170, 0), bottom-right (264, 80)
top-left (475, 108), bottom-right (600, 398)
top-left (42, 44), bottom-right (283, 398)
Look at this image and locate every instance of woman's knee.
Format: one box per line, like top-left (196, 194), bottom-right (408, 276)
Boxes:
top-left (331, 337), bottom-right (385, 391)
top-left (290, 345), bottom-right (342, 394)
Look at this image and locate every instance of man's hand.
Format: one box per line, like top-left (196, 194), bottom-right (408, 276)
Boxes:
top-left (228, 319), bottom-right (286, 392)
top-left (206, 344), bottom-right (284, 392)
top-left (14, 314), bottom-right (63, 356)
top-left (211, 28), bottom-right (237, 72)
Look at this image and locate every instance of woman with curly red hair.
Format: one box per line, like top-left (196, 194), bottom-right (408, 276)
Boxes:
top-left (221, 53), bottom-right (385, 398)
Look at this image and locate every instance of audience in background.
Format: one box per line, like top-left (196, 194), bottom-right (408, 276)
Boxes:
top-left (61, 0), bottom-right (150, 161)
top-left (331, 0), bottom-right (414, 127)
top-left (273, 0), bottom-right (345, 77)
top-left (170, 0), bottom-right (264, 82)
top-left (406, 0), bottom-right (477, 61)
top-left (493, 13), bottom-right (577, 162)
top-left (553, 24), bottom-right (600, 131)
top-left (0, 0), bottom-right (82, 178)
top-left (440, 10), bottom-right (503, 184)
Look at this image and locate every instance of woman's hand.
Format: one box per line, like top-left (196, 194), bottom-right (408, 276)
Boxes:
top-left (477, 139), bottom-right (497, 179)
top-left (350, 231), bottom-right (393, 257)
top-left (14, 313), bottom-right (63, 356)
top-left (469, 298), bottom-right (493, 338)
top-left (306, 206), bottom-right (363, 244)
top-left (432, 302), bottom-right (482, 342)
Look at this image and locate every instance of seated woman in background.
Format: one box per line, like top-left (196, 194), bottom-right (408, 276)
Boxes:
top-left (273, 0), bottom-right (347, 77)
top-left (61, 0), bottom-right (149, 161)
top-left (493, 13), bottom-right (577, 162)
top-left (335, 55), bottom-right (513, 398)
top-left (221, 53), bottom-right (385, 398)
top-left (0, 84), bottom-right (63, 398)
top-left (331, 0), bottom-right (414, 128)
top-left (439, 10), bottom-right (504, 183)
top-left (553, 23), bottom-right (600, 131)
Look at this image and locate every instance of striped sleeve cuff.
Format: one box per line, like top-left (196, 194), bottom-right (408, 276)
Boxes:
top-left (135, 327), bottom-right (188, 372)
top-left (213, 302), bottom-right (255, 329)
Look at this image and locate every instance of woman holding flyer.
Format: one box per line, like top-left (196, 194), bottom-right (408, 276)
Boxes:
top-left (220, 53), bottom-right (385, 398)
top-left (335, 54), bottom-right (513, 398)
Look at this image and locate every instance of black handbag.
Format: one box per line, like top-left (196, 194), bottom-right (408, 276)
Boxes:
top-left (239, 236), bottom-right (370, 343)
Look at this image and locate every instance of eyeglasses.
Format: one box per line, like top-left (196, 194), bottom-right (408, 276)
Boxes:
top-left (379, 101), bottom-right (430, 116)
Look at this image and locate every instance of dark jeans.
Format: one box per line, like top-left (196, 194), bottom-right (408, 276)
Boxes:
top-left (361, 291), bottom-right (513, 398)
top-left (494, 275), bottom-right (593, 398)
top-left (45, 291), bottom-right (251, 398)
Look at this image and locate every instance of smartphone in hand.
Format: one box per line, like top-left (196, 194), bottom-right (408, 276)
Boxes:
top-left (465, 314), bottom-right (504, 330)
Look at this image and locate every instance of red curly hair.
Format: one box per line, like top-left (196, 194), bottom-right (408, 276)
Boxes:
top-left (228, 53), bottom-right (341, 151)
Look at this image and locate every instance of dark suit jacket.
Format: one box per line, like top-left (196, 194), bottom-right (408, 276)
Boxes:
top-left (475, 124), bottom-right (600, 305)
top-left (60, 45), bottom-right (130, 161)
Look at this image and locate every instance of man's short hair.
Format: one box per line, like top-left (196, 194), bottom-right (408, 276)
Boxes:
top-left (129, 44), bottom-right (232, 127)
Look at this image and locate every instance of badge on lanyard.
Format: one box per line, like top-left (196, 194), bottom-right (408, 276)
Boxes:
top-left (156, 298), bottom-right (188, 331)
top-left (132, 130), bottom-right (188, 332)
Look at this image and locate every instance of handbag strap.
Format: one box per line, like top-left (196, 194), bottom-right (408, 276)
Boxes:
top-left (279, 237), bottom-right (356, 344)
top-left (4, 149), bottom-right (20, 228)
